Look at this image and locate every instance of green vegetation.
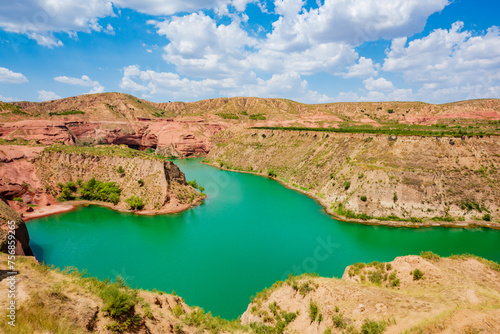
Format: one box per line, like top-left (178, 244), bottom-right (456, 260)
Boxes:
top-left (333, 203), bottom-right (422, 223)
top-left (57, 178), bottom-right (121, 204)
top-left (332, 312), bottom-right (347, 329)
top-left (420, 251), bottom-right (440, 260)
top-left (449, 254), bottom-right (500, 272)
top-left (79, 178), bottom-right (121, 204)
top-left (249, 113), bottom-right (266, 120)
top-left (126, 196), bottom-right (145, 210)
top-left (137, 179), bottom-right (145, 187)
top-left (460, 199), bottom-right (487, 212)
top-left (187, 179), bottom-right (205, 192)
top-left (412, 268), bottom-right (424, 280)
top-left (216, 112), bottom-right (239, 119)
top-left (117, 166), bottom-right (125, 176)
top-left (361, 319), bottom-right (386, 334)
top-left (252, 124), bottom-right (499, 137)
top-left (49, 110), bottom-right (85, 116)
top-left (0, 103), bottom-right (27, 115)
top-left (482, 213), bottom-right (492, 221)
top-left (267, 169), bottom-right (278, 178)
top-left (44, 144), bottom-right (171, 161)
top-left (344, 181), bottom-right (351, 190)
top-left (12, 197), bottom-right (23, 202)
top-left (182, 307), bottom-right (248, 333)
top-left (360, 195), bottom-right (367, 202)
top-left (309, 301), bottom-right (319, 323)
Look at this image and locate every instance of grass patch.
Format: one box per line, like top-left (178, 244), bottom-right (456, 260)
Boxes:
top-left (216, 112), bottom-right (239, 120)
top-left (252, 124), bottom-right (499, 137)
top-left (49, 110), bottom-right (85, 116)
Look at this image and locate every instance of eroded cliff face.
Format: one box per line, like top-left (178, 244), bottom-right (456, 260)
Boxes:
top-left (206, 129), bottom-right (500, 226)
top-left (0, 119), bottom-right (225, 157)
top-left (0, 199), bottom-right (33, 256)
top-left (33, 147), bottom-right (200, 212)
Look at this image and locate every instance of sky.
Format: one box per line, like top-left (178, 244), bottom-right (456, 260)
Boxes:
top-left (0, 0), bottom-right (499, 104)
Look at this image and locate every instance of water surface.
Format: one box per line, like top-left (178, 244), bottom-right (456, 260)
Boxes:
top-left (28, 158), bottom-right (500, 319)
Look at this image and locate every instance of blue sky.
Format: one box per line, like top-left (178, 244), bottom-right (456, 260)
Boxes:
top-left (0, 0), bottom-right (499, 104)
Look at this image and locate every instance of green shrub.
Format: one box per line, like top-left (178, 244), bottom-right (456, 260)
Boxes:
top-left (308, 301), bottom-right (319, 323)
top-left (420, 251), bottom-right (440, 260)
top-left (361, 319), bottom-right (386, 334)
top-left (145, 148), bottom-right (155, 154)
top-left (413, 268), bottom-right (423, 280)
top-left (393, 193), bottom-right (398, 202)
top-left (117, 166), bottom-right (125, 176)
top-left (126, 196), bottom-right (145, 210)
top-left (138, 179), bottom-right (144, 187)
top-left (344, 181), bottom-right (351, 190)
top-left (267, 170), bottom-right (277, 178)
top-left (368, 271), bottom-right (383, 285)
top-left (13, 197), bottom-right (23, 202)
top-left (332, 312), bottom-right (346, 328)
top-left (216, 113), bottom-right (239, 119)
top-left (79, 178), bottom-right (121, 204)
top-left (483, 213), bottom-right (492, 221)
top-left (172, 305), bottom-right (184, 317)
top-left (187, 179), bottom-right (205, 192)
top-left (387, 109), bottom-right (394, 114)
top-left (100, 285), bottom-right (136, 319)
top-left (249, 113), bottom-right (266, 120)
top-left (360, 195), bottom-right (367, 202)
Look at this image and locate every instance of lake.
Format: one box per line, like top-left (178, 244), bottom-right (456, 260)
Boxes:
top-left (27, 158), bottom-right (500, 319)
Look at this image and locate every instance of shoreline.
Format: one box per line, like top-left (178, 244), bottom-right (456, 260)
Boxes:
top-left (202, 161), bottom-right (500, 230)
top-left (22, 196), bottom-right (205, 222)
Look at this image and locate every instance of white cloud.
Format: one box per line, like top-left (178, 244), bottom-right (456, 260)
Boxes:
top-left (0, 95), bottom-right (20, 102)
top-left (231, 0), bottom-right (259, 12)
top-left (363, 77), bottom-right (394, 91)
top-left (54, 75), bottom-right (105, 94)
top-left (342, 57), bottom-right (379, 78)
top-left (38, 90), bottom-right (61, 101)
top-left (114, 0), bottom-right (218, 15)
top-left (150, 12), bottom-right (257, 78)
top-left (264, 0), bottom-right (449, 52)
top-left (119, 65), bottom-right (331, 103)
top-left (0, 67), bottom-right (28, 84)
top-left (383, 22), bottom-right (500, 102)
top-left (0, 0), bottom-right (114, 47)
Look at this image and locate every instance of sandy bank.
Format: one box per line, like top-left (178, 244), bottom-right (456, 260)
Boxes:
top-left (22, 196), bottom-right (205, 222)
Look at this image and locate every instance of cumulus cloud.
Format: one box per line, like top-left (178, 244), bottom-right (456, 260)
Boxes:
top-left (54, 75), bottom-right (105, 94)
top-left (342, 57), bottom-right (380, 78)
top-left (363, 77), bottom-right (394, 91)
top-left (114, 0), bottom-right (218, 15)
top-left (0, 67), bottom-right (28, 84)
top-left (383, 22), bottom-right (500, 102)
top-left (150, 12), bottom-right (257, 78)
top-left (264, 0), bottom-right (449, 52)
top-left (0, 94), bottom-right (20, 102)
top-left (0, 0), bottom-right (114, 47)
top-left (119, 65), bottom-right (331, 103)
top-left (38, 90), bottom-right (61, 101)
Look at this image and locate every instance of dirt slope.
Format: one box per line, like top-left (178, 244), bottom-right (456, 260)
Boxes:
top-left (242, 254), bottom-right (500, 333)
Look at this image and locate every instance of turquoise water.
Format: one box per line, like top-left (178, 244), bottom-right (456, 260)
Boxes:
top-left (27, 158), bottom-right (500, 319)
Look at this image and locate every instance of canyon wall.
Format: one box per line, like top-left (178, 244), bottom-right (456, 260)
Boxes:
top-left (206, 129), bottom-right (499, 226)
